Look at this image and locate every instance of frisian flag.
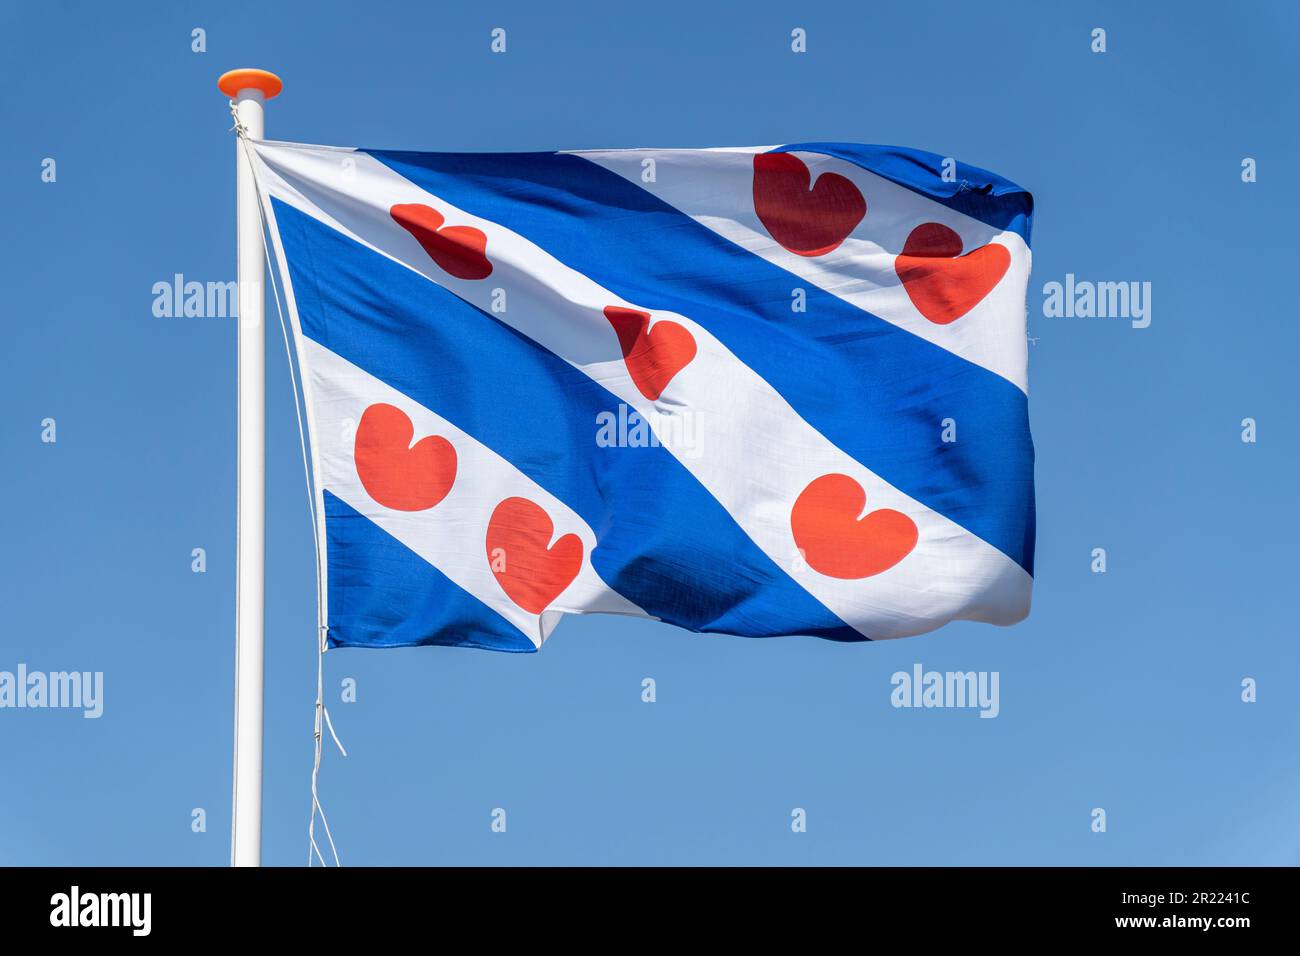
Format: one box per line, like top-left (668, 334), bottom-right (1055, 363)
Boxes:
top-left (249, 141), bottom-right (1035, 650)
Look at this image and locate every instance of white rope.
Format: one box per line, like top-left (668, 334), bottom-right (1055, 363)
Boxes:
top-left (230, 104), bottom-right (345, 866)
top-left (228, 101), bottom-right (249, 138)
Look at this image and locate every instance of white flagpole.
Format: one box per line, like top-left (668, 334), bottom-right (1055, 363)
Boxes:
top-left (219, 68), bottom-right (282, 868)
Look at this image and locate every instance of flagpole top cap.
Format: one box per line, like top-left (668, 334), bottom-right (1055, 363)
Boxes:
top-left (218, 69), bottom-right (283, 99)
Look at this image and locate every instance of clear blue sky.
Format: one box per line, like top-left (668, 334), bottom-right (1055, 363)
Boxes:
top-left (2, 0), bottom-right (1296, 865)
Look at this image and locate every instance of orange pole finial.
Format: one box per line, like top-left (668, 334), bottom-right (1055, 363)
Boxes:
top-left (218, 68), bottom-right (283, 99)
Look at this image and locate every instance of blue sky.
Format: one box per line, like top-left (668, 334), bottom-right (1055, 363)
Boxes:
top-left (2, 0), bottom-right (1297, 865)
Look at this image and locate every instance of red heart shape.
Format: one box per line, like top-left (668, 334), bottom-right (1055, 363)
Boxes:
top-left (791, 474), bottom-right (917, 579)
top-left (354, 403), bottom-right (457, 512)
top-left (604, 306), bottom-right (697, 401)
top-left (486, 497), bottom-right (584, 614)
top-left (390, 203), bottom-right (493, 280)
top-left (894, 222), bottom-right (1010, 325)
top-left (753, 152), bottom-right (866, 257)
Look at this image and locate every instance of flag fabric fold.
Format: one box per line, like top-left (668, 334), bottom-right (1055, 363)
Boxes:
top-left (250, 139), bottom-right (1035, 650)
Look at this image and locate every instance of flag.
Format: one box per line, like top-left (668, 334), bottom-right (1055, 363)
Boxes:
top-left (250, 140), bottom-right (1035, 650)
